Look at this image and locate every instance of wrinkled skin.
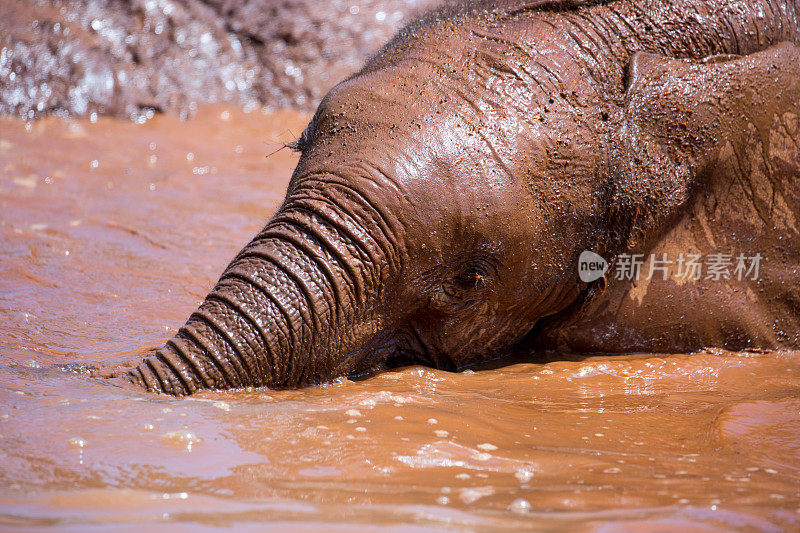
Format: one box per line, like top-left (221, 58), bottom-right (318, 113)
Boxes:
top-left (123, 0), bottom-right (800, 395)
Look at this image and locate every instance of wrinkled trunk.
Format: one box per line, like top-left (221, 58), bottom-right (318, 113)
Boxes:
top-left (127, 190), bottom-right (389, 395)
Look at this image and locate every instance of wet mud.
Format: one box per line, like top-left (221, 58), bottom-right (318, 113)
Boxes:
top-left (0, 0), bottom-right (445, 120)
top-left (1, 110), bottom-right (800, 531)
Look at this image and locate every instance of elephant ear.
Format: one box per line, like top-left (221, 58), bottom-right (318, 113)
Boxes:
top-left (604, 42), bottom-right (800, 256)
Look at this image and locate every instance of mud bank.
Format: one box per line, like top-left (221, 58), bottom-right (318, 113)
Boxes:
top-left (0, 0), bottom-right (446, 120)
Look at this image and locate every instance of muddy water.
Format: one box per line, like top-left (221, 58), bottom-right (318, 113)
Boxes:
top-left (1, 109), bottom-right (799, 532)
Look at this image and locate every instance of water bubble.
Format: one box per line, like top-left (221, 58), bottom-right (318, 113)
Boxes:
top-left (68, 437), bottom-right (87, 448)
top-left (515, 469), bottom-right (534, 482)
top-left (284, 64), bottom-right (301, 77)
top-left (161, 430), bottom-right (201, 451)
top-left (212, 401), bottom-right (230, 412)
top-left (345, 409), bottom-right (362, 417)
top-left (434, 430), bottom-right (449, 438)
top-left (478, 443), bottom-right (498, 451)
top-left (459, 486), bottom-right (494, 504)
top-left (161, 492), bottom-right (189, 500)
top-left (427, 418), bottom-right (438, 425)
top-left (509, 498), bottom-right (531, 514)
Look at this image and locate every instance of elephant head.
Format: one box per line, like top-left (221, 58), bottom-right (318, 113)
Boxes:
top-left (126, 1), bottom-right (800, 394)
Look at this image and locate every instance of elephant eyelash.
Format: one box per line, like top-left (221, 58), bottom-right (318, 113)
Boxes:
top-left (286, 120), bottom-right (316, 153)
top-left (453, 266), bottom-right (487, 290)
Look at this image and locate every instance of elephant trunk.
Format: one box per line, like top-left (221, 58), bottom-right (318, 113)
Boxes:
top-left (127, 191), bottom-right (389, 395)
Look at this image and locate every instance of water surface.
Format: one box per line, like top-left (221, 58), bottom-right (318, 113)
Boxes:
top-left (1, 109), bottom-right (799, 531)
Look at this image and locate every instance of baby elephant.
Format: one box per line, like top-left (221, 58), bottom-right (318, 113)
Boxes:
top-left (126, 0), bottom-right (800, 394)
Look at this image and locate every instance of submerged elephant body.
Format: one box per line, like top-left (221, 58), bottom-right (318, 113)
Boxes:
top-left (127, 0), bottom-right (800, 394)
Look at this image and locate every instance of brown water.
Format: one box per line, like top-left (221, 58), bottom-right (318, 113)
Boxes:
top-left (1, 108), bottom-right (799, 532)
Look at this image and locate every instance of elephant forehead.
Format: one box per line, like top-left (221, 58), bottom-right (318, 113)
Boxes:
top-left (318, 74), bottom-right (562, 174)
top-left (317, 66), bottom-right (443, 127)
top-left (300, 28), bottom-right (603, 224)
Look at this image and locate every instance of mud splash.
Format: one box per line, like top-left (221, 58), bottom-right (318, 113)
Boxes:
top-left (1, 109), bottom-right (799, 531)
top-left (0, 0), bottom-right (445, 120)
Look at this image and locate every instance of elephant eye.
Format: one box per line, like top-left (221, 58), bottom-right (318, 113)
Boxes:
top-left (452, 260), bottom-right (490, 291)
top-left (434, 259), bottom-right (494, 309)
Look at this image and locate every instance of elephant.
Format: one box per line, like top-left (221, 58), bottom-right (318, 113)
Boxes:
top-left (122, 0), bottom-right (800, 395)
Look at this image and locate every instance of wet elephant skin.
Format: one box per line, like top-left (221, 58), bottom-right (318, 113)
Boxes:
top-left (124, 0), bottom-right (800, 394)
